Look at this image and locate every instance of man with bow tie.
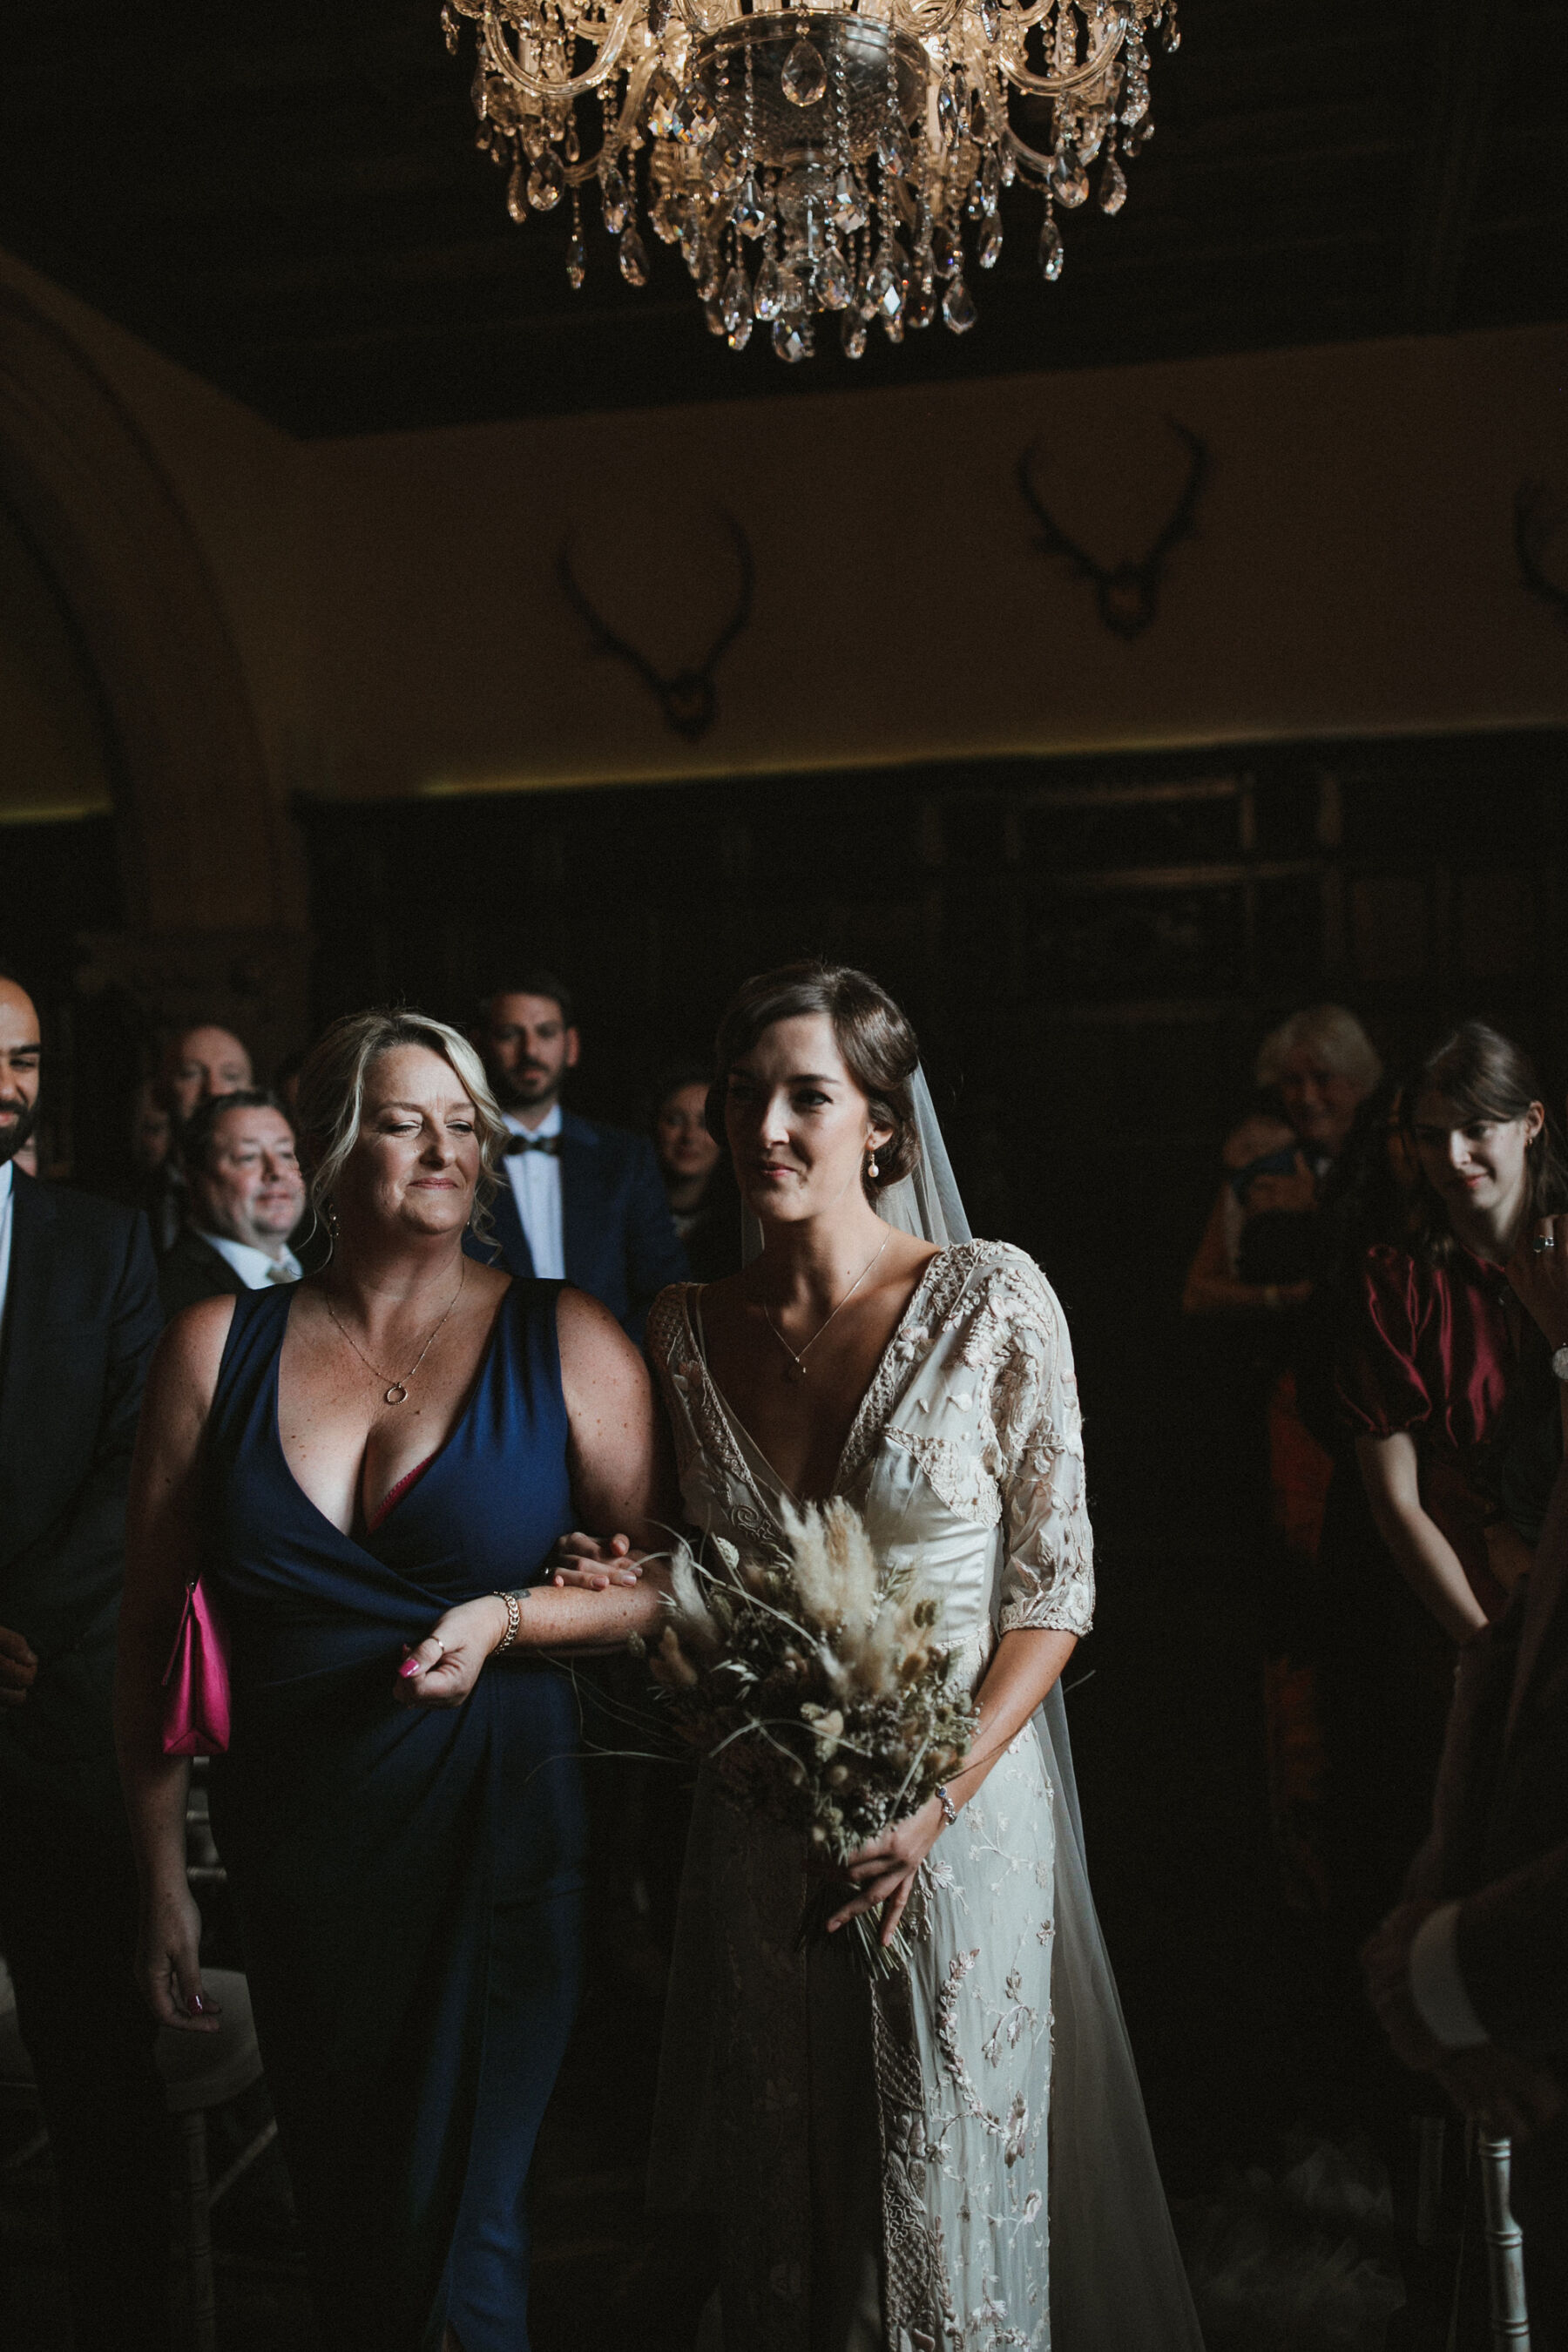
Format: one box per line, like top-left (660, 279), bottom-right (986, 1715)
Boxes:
top-left (470, 973), bottom-right (686, 1342)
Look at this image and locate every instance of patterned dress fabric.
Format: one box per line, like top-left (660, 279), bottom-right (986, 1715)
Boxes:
top-left (647, 1241), bottom-right (1178, 2352)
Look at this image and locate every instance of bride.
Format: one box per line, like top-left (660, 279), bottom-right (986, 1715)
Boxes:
top-left (573, 962), bottom-right (1201, 2350)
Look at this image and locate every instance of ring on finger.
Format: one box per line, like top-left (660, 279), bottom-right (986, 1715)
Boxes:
top-left (429, 1638), bottom-right (446, 1664)
top-left (1533, 1233), bottom-right (1557, 1254)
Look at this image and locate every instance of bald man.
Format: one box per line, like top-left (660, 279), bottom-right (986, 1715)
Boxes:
top-left (140, 1021), bottom-right (253, 1252)
top-left (0, 970), bottom-right (170, 2349)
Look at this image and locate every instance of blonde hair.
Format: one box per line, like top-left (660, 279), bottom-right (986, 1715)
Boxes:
top-left (294, 1009), bottom-right (505, 1244)
top-left (1255, 1004), bottom-right (1382, 1097)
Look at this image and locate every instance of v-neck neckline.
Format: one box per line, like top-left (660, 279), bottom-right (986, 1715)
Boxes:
top-left (686, 1249), bottom-right (949, 1508)
top-left (269, 1281), bottom-right (511, 1551)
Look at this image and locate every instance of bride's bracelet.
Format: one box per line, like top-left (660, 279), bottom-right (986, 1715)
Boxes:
top-left (936, 1783), bottom-right (958, 1828)
top-left (491, 1589), bottom-right (528, 1654)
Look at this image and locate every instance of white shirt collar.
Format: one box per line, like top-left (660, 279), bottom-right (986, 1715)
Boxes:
top-left (0, 1159), bottom-right (18, 1333)
top-left (503, 1100), bottom-right (564, 1140)
top-left (192, 1227), bottom-right (301, 1289)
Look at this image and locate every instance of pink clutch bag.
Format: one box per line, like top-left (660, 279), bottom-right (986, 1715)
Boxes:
top-left (160, 1576), bottom-right (232, 1757)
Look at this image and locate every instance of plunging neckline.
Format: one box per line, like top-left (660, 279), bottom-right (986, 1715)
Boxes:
top-left (686, 1248), bottom-right (949, 1507)
top-left (270, 1280), bottom-right (512, 1547)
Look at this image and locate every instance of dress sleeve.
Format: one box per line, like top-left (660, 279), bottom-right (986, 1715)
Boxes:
top-left (1335, 1245), bottom-right (1431, 1440)
top-left (984, 1252), bottom-right (1096, 1639)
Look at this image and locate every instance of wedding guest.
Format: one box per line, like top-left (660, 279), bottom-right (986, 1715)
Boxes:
top-left (162, 1022), bottom-right (254, 1125)
top-left (470, 973), bottom-right (686, 1341)
top-left (139, 1021), bottom-right (255, 1253)
top-left (115, 1007), bottom-right (671, 2352)
top-left (1364, 1205), bottom-right (1568, 2344)
top-left (1339, 1022), bottom-right (1568, 1642)
top-left (1184, 1004), bottom-right (1382, 1910)
top-left (1184, 1003), bottom-right (1383, 1318)
top-left (652, 1061), bottom-right (741, 1284)
top-left (0, 970), bottom-right (169, 2352)
top-left (158, 1090), bottom-right (307, 1317)
top-left (1295, 1083), bottom-right (1441, 1935)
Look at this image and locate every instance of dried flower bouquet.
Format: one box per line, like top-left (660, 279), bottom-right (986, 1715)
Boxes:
top-left (639, 1497), bottom-right (977, 1977)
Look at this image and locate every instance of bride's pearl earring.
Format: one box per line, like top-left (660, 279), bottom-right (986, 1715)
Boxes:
top-left (868, 1152), bottom-right (880, 1180)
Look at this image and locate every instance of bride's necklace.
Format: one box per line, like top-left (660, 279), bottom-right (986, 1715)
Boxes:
top-left (323, 1262), bottom-right (466, 1407)
top-left (761, 1233), bottom-right (891, 1384)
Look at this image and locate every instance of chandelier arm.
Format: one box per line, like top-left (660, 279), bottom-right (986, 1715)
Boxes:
top-left (997, 17), bottom-right (1126, 100)
top-left (481, 3), bottom-right (636, 105)
top-left (888, 0), bottom-right (963, 39)
top-left (551, 48), bottom-right (663, 180)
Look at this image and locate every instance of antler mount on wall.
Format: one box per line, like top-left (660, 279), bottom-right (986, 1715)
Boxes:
top-left (558, 512), bottom-right (754, 740)
top-left (1017, 418), bottom-right (1209, 640)
top-left (1515, 481), bottom-right (1568, 628)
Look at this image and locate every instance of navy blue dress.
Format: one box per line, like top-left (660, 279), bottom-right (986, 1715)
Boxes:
top-left (205, 1280), bottom-right (584, 2352)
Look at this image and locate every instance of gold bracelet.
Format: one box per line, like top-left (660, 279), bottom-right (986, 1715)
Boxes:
top-left (492, 1590), bottom-right (525, 1653)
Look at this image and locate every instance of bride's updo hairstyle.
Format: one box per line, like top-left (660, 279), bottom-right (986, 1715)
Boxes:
top-left (708, 962), bottom-right (922, 1201)
top-left (294, 1008), bottom-right (507, 1239)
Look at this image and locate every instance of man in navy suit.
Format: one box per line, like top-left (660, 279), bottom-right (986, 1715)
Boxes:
top-left (0, 971), bottom-right (170, 2350)
top-left (469, 972), bottom-right (686, 1342)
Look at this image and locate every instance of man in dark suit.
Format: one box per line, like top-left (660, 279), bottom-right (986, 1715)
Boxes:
top-left (158, 1088), bottom-right (306, 1318)
top-left (1365, 1214), bottom-right (1568, 2344)
top-left (0, 970), bottom-right (171, 2351)
top-left (469, 972), bottom-right (686, 1341)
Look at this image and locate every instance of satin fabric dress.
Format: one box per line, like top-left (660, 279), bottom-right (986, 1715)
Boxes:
top-left (1335, 1241), bottom-right (1554, 1622)
top-left (203, 1281), bottom-right (585, 2352)
top-left (647, 1242), bottom-right (1203, 2352)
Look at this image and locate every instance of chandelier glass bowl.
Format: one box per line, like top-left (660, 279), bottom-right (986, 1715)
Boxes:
top-left (443, 0), bottom-right (1179, 362)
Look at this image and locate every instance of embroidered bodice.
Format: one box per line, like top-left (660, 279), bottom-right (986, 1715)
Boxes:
top-left (647, 1239), bottom-right (1095, 1658)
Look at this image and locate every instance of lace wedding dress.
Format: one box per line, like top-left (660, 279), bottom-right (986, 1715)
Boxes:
top-left (646, 1241), bottom-right (1204, 2352)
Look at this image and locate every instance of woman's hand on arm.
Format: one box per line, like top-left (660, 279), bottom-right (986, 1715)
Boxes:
top-left (1355, 1430), bottom-right (1489, 1643)
top-left (115, 1299), bottom-right (235, 2033)
top-left (547, 1529), bottom-right (648, 1590)
top-left (831, 1627), bottom-right (1078, 1948)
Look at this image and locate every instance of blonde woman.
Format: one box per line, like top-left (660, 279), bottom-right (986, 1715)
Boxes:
top-left (1184, 1002), bottom-right (1383, 1319)
top-left (115, 1010), bottom-right (669, 2352)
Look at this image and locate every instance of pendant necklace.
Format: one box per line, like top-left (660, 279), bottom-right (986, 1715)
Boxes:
top-left (763, 1233), bottom-right (891, 1384)
top-left (324, 1261), bottom-right (466, 1406)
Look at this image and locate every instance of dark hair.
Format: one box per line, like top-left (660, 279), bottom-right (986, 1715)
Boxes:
top-left (476, 973), bottom-right (577, 1032)
top-left (179, 1088), bottom-right (292, 1179)
top-left (1404, 1021), bottom-right (1568, 1260)
top-left (707, 962), bottom-right (921, 1198)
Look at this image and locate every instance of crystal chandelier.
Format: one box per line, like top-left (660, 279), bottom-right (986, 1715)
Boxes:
top-left (443, 0), bottom-right (1178, 362)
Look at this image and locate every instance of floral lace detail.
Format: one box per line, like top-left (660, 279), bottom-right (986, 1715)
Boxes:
top-left (878, 1246), bottom-right (1095, 1640)
top-left (883, 1429), bottom-right (1004, 1528)
top-left (646, 1284), bottom-right (777, 1554)
top-left (834, 1244), bottom-right (993, 1496)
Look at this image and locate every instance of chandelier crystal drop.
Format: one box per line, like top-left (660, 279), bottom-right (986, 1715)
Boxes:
top-left (442, 0), bottom-right (1179, 362)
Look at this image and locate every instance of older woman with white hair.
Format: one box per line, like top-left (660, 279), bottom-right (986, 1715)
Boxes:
top-left (1184, 1003), bottom-right (1383, 1319)
top-left (115, 1009), bottom-right (671, 2352)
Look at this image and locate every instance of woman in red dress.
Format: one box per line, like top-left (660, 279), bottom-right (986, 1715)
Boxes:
top-left (1338, 1022), bottom-right (1568, 1643)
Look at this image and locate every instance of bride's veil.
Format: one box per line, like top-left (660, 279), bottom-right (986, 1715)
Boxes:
top-left (881, 1070), bottom-right (1202, 2347)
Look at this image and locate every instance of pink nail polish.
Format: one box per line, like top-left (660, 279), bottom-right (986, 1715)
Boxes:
top-left (398, 1657), bottom-right (422, 1679)
top-left (189, 1994), bottom-right (206, 2014)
